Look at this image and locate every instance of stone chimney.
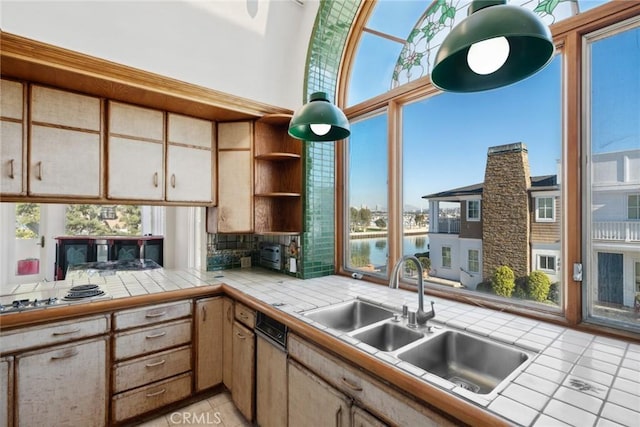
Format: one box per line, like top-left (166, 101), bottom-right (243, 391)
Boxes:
top-left (482, 143), bottom-right (531, 280)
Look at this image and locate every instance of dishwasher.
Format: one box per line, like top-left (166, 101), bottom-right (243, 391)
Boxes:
top-left (255, 311), bottom-right (288, 427)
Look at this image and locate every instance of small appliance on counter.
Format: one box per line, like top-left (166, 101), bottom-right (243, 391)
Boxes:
top-left (260, 243), bottom-right (281, 270)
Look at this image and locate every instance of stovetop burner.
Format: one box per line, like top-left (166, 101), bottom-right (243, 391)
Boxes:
top-left (63, 284), bottom-right (105, 301)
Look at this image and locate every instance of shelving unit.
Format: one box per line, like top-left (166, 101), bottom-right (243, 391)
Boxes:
top-left (254, 114), bottom-right (302, 235)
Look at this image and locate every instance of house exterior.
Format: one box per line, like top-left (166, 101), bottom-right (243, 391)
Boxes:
top-left (590, 148), bottom-right (640, 308)
top-left (423, 143), bottom-right (561, 290)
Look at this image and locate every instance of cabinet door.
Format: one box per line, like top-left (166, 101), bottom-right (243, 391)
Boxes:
top-left (195, 297), bottom-right (223, 391)
top-left (256, 334), bottom-right (287, 427)
top-left (288, 360), bottom-right (351, 427)
top-left (222, 297), bottom-right (234, 391)
top-left (29, 125), bottom-right (101, 197)
top-left (0, 357), bottom-right (12, 427)
top-left (1, 79), bottom-right (25, 196)
top-left (217, 150), bottom-right (253, 232)
top-left (166, 145), bottom-right (213, 202)
top-left (352, 406), bottom-right (388, 427)
top-left (15, 337), bottom-right (107, 427)
top-left (108, 101), bottom-right (164, 200)
top-left (231, 321), bottom-right (255, 422)
top-left (218, 121), bottom-right (251, 150)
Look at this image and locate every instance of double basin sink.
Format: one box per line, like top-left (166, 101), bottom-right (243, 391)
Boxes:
top-left (303, 299), bottom-right (532, 396)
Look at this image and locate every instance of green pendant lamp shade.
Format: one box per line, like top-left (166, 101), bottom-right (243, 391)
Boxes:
top-left (431, 0), bottom-right (554, 93)
top-left (288, 92), bottom-right (350, 141)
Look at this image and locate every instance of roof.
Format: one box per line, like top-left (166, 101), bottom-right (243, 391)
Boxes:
top-left (422, 175), bottom-right (558, 200)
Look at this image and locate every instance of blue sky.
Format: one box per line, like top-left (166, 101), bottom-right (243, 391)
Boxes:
top-left (346, 0), bottom-right (636, 211)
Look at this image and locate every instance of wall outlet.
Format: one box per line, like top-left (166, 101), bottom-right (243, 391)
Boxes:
top-left (241, 257), bottom-right (251, 268)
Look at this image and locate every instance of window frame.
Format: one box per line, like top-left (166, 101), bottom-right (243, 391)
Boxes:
top-left (628, 194), bottom-right (640, 220)
top-left (468, 249), bottom-right (480, 273)
top-left (535, 196), bottom-right (556, 222)
top-left (335, 1), bottom-right (640, 336)
top-left (537, 254), bottom-right (557, 272)
top-left (442, 246), bottom-right (452, 269)
top-left (467, 200), bottom-right (481, 222)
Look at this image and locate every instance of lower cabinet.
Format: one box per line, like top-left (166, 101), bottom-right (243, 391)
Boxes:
top-left (15, 337), bottom-right (108, 427)
top-left (222, 297), bottom-right (234, 391)
top-left (256, 334), bottom-right (287, 427)
top-left (231, 320), bottom-right (255, 421)
top-left (287, 334), bottom-right (456, 427)
top-left (1, 357), bottom-right (12, 427)
top-left (194, 297), bottom-right (223, 391)
top-left (288, 360), bottom-right (352, 427)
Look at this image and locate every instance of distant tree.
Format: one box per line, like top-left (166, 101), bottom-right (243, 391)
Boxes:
top-left (350, 207), bottom-right (359, 231)
top-left (350, 241), bottom-right (371, 267)
top-left (66, 205), bottom-right (112, 235)
top-left (414, 213), bottom-right (426, 228)
top-left (15, 203), bottom-right (39, 239)
top-left (358, 208), bottom-right (372, 229)
top-left (116, 205), bottom-right (142, 235)
top-left (374, 218), bottom-right (386, 228)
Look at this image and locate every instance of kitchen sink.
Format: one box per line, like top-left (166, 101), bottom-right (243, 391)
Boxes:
top-left (303, 300), bottom-right (394, 332)
top-left (352, 322), bottom-right (423, 352)
top-left (397, 330), bottom-right (530, 395)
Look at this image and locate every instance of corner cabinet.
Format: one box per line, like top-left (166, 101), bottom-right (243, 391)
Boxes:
top-left (166, 113), bottom-right (215, 203)
top-left (30, 85), bottom-right (103, 198)
top-left (107, 101), bottom-right (165, 201)
top-left (254, 114), bottom-right (302, 234)
top-left (1, 78), bottom-right (25, 196)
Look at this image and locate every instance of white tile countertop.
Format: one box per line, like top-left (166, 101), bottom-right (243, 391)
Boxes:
top-left (2, 267), bottom-right (639, 426)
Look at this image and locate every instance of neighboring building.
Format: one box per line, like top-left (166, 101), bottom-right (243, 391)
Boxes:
top-left (590, 148), bottom-right (640, 309)
top-left (422, 143), bottom-right (561, 290)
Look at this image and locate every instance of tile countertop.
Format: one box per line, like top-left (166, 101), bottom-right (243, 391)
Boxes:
top-left (2, 267), bottom-right (639, 427)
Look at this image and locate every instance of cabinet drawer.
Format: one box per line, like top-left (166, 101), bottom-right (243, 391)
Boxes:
top-left (234, 302), bottom-right (256, 329)
top-left (114, 300), bottom-right (192, 330)
top-left (0, 315), bottom-right (109, 354)
top-left (114, 319), bottom-right (191, 360)
top-left (112, 372), bottom-right (192, 423)
top-left (113, 345), bottom-right (192, 393)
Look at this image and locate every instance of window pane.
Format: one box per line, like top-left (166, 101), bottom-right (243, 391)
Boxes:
top-left (586, 22), bottom-right (640, 330)
top-left (402, 55), bottom-right (562, 308)
top-left (65, 205), bottom-right (141, 236)
top-left (346, 112), bottom-right (389, 276)
top-left (15, 203), bottom-right (40, 239)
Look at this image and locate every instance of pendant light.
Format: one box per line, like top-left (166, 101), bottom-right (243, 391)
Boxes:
top-left (288, 91), bottom-right (350, 141)
top-left (431, 0), bottom-right (554, 93)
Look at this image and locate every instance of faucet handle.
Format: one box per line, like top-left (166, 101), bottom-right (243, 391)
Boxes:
top-left (402, 304), bottom-right (408, 318)
top-left (407, 310), bottom-right (417, 328)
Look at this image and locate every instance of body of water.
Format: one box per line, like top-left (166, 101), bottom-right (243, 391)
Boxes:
top-left (349, 234), bottom-right (429, 270)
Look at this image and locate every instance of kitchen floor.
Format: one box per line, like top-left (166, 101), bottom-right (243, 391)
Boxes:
top-left (136, 392), bottom-right (251, 427)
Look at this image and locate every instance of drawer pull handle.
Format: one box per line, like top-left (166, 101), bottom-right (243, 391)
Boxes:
top-left (235, 332), bottom-right (246, 340)
top-left (171, 173), bottom-right (176, 188)
top-left (145, 388), bottom-right (166, 398)
top-left (145, 311), bottom-right (167, 318)
top-left (145, 331), bottom-right (167, 339)
top-left (51, 349), bottom-right (79, 360)
top-left (9, 159), bottom-right (15, 179)
top-left (202, 306), bottom-right (207, 322)
top-left (36, 161), bottom-right (43, 180)
top-left (145, 359), bottom-right (166, 368)
top-left (52, 328), bottom-right (81, 336)
top-left (153, 172), bottom-right (159, 187)
top-left (336, 406), bottom-right (342, 427)
top-left (239, 313), bottom-right (248, 319)
top-left (340, 377), bottom-right (363, 392)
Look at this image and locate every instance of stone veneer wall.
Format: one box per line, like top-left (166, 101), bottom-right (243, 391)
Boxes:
top-left (482, 143), bottom-right (532, 280)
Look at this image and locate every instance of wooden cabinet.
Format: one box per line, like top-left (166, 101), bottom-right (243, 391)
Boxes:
top-left (0, 357), bottom-right (12, 427)
top-left (107, 101), bottom-right (164, 200)
top-left (352, 406), bottom-right (388, 427)
top-left (222, 297), bottom-right (234, 391)
top-left (29, 85), bottom-right (102, 197)
top-left (194, 297), bottom-right (223, 391)
top-left (288, 334), bottom-right (455, 427)
top-left (166, 113), bottom-right (215, 203)
top-left (231, 320), bottom-right (255, 422)
top-left (210, 121), bottom-right (253, 233)
top-left (111, 300), bottom-right (193, 423)
top-left (0, 78), bottom-right (25, 196)
top-left (288, 360), bottom-right (351, 427)
top-left (254, 114), bottom-right (302, 234)
top-left (256, 334), bottom-right (287, 427)
top-left (15, 337), bottom-right (108, 427)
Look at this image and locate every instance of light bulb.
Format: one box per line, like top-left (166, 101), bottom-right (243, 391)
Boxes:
top-left (467, 36), bottom-right (510, 75)
top-left (310, 123), bottom-right (331, 136)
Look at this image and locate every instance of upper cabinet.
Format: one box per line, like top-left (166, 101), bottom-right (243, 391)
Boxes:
top-left (212, 121), bottom-right (254, 233)
top-left (30, 85), bottom-right (103, 197)
top-left (166, 113), bottom-right (215, 203)
top-left (254, 114), bottom-right (302, 234)
top-left (108, 101), bottom-right (165, 201)
top-left (0, 78), bottom-right (25, 195)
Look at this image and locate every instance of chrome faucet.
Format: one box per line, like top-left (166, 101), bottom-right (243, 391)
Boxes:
top-left (389, 255), bottom-right (435, 326)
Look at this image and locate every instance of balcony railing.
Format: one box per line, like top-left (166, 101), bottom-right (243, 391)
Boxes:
top-left (436, 218), bottom-right (460, 234)
top-left (593, 221), bottom-right (640, 242)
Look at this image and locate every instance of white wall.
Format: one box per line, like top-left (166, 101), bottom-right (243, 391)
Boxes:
top-left (1, 0), bottom-right (320, 110)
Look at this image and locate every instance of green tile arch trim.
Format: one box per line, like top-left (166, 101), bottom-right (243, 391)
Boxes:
top-left (301, 0), bottom-right (361, 279)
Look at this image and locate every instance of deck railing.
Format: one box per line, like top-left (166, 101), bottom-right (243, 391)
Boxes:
top-left (593, 221), bottom-right (640, 242)
top-left (436, 218), bottom-right (460, 234)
